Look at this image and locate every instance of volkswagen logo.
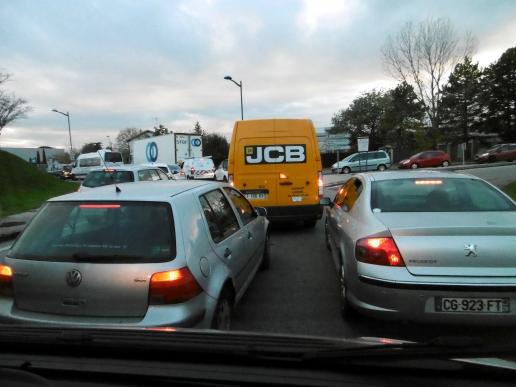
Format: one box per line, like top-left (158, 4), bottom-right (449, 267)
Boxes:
top-left (191, 138), bottom-right (201, 147)
top-left (66, 269), bottom-right (82, 287)
top-left (145, 141), bottom-right (159, 162)
top-left (464, 244), bottom-right (477, 257)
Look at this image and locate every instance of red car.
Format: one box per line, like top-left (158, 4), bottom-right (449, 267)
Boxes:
top-left (398, 150), bottom-right (451, 169)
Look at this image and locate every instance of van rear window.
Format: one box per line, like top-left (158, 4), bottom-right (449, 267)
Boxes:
top-left (9, 201), bottom-right (176, 263)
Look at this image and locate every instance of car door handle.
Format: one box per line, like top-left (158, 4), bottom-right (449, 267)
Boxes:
top-left (224, 248), bottom-right (232, 258)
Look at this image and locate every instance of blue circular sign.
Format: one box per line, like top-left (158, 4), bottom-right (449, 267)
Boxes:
top-left (146, 142), bottom-right (158, 162)
top-left (191, 138), bottom-right (201, 147)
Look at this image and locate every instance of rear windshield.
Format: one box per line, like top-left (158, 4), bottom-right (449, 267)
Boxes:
top-left (371, 178), bottom-right (515, 212)
top-left (9, 201), bottom-right (176, 263)
top-left (83, 170), bottom-right (134, 188)
top-left (104, 152), bottom-right (123, 163)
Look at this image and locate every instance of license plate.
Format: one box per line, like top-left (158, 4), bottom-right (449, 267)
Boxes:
top-left (435, 297), bottom-right (510, 313)
top-left (244, 193), bottom-right (267, 200)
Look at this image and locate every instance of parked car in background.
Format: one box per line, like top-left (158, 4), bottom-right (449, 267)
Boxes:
top-left (324, 171), bottom-right (516, 324)
top-left (141, 162), bottom-right (181, 179)
top-left (474, 144), bottom-right (516, 163)
top-left (0, 181), bottom-right (270, 329)
top-left (215, 159), bottom-right (228, 182)
top-left (182, 157), bottom-right (216, 180)
top-left (71, 150), bottom-right (124, 180)
top-left (398, 150), bottom-right (451, 169)
top-left (331, 150), bottom-right (391, 174)
top-left (79, 165), bottom-right (170, 191)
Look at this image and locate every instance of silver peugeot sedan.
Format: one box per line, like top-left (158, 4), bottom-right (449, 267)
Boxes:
top-left (324, 170), bottom-right (516, 324)
top-left (0, 181), bottom-right (270, 330)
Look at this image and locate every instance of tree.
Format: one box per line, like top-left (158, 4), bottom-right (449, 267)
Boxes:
top-left (81, 142), bottom-right (102, 153)
top-left (153, 124), bottom-right (169, 136)
top-left (202, 133), bottom-right (229, 166)
top-left (193, 121), bottom-right (204, 135)
top-left (439, 57), bottom-right (483, 142)
top-left (481, 47), bottom-right (516, 141)
top-left (116, 127), bottom-right (142, 163)
top-left (35, 150), bottom-right (41, 164)
top-left (41, 148), bottom-right (47, 164)
top-left (329, 90), bottom-right (388, 149)
top-left (54, 152), bottom-right (72, 164)
top-left (0, 73), bottom-right (31, 136)
top-left (382, 18), bottom-right (476, 135)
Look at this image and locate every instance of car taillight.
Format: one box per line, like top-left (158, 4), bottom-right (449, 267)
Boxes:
top-left (149, 267), bottom-right (202, 305)
top-left (355, 237), bottom-right (405, 267)
top-left (228, 174), bottom-right (234, 187)
top-left (0, 264), bottom-right (13, 296)
top-left (318, 171), bottom-right (323, 196)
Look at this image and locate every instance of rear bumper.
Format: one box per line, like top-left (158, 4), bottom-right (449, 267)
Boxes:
top-left (348, 275), bottom-right (516, 325)
top-left (265, 204), bottom-right (322, 222)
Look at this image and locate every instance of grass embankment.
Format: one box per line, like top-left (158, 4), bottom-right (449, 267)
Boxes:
top-left (504, 181), bottom-right (516, 200)
top-left (0, 150), bottom-right (79, 218)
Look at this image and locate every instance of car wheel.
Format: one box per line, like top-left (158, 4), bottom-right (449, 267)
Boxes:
top-left (341, 167), bottom-right (351, 174)
top-left (260, 232), bottom-right (271, 270)
top-left (303, 219), bottom-right (317, 228)
top-left (339, 262), bottom-right (357, 320)
top-left (211, 289), bottom-right (232, 330)
top-left (377, 164), bottom-right (386, 171)
top-left (442, 160), bottom-right (450, 167)
top-left (324, 220), bottom-right (331, 251)
top-left (410, 163), bottom-right (418, 169)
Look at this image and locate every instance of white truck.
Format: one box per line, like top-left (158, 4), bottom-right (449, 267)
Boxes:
top-left (130, 133), bottom-right (203, 166)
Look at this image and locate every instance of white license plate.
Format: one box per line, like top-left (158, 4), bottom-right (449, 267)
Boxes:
top-left (435, 297), bottom-right (510, 313)
top-left (244, 193), bottom-right (267, 200)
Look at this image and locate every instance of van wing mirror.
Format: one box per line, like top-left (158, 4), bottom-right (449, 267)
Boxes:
top-left (254, 207), bottom-right (267, 217)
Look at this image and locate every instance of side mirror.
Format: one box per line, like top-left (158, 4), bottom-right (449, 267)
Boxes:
top-left (172, 170), bottom-right (179, 174)
top-left (255, 207), bottom-right (267, 217)
top-left (320, 197), bottom-right (331, 206)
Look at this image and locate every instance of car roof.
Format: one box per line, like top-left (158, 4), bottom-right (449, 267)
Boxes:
top-left (51, 181), bottom-right (220, 202)
top-left (89, 165), bottom-right (162, 172)
top-left (359, 170), bottom-right (481, 182)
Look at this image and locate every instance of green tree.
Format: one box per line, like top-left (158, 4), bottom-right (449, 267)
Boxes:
top-left (482, 47), bottom-right (516, 141)
top-left (439, 57), bottom-right (483, 142)
top-left (202, 133), bottom-right (229, 166)
top-left (329, 90), bottom-right (388, 149)
top-left (35, 150), bottom-right (41, 164)
top-left (81, 142), bottom-right (102, 153)
top-left (116, 127), bottom-right (142, 163)
top-left (153, 124), bottom-right (169, 136)
top-left (41, 148), bottom-right (47, 164)
top-left (193, 121), bottom-right (204, 135)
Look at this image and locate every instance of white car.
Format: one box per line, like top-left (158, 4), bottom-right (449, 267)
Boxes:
top-left (215, 159), bottom-right (228, 182)
top-left (79, 165), bottom-right (171, 191)
top-left (182, 157), bottom-right (216, 180)
top-left (141, 163), bottom-right (181, 179)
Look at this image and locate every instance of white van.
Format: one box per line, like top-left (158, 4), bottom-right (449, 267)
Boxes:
top-left (182, 157), bottom-right (215, 180)
top-left (71, 150), bottom-right (123, 180)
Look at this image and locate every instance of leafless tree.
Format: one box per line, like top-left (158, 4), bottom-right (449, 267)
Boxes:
top-left (382, 18), bottom-right (477, 133)
top-left (0, 72), bottom-right (31, 136)
top-left (116, 127), bottom-right (142, 162)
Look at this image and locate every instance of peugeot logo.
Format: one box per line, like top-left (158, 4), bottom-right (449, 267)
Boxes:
top-left (464, 244), bottom-right (477, 257)
top-left (66, 269), bottom-right (82, 287)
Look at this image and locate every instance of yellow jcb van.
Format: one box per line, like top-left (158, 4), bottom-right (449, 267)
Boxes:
top-left (228, 119), bottom-right (324, 227)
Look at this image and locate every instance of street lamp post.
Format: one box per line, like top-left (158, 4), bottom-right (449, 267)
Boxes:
top-left (224, 75), bottom-right (243, 120)
top-left (52, 109), bottom-right (73, 159)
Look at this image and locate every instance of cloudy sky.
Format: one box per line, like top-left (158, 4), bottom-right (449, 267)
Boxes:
top-left (1, 0), bottom-right (515, 151)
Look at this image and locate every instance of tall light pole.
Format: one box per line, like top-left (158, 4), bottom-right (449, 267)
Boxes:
top-left (52, 109), bottom-right (73, 159)
top-left (224, 75), bottom-right (243, 120)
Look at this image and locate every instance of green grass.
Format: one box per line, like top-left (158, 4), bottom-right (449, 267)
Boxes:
top-left (0, 150), bottom-right (79, 218)
top-left (504, 181), bottom-right (516, 200)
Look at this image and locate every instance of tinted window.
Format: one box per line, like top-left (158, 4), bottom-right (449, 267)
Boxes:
top-left (200, 190), bottom-right (240, 243)
top-left (138, 169), bottom-right (153, 181)
top-left (168, 164), bottom-right (180, 172)
top-left (148, 169), bottom-right (161, 181)
top-left (156, 169), bottom-right (169, 180)
top-left (157, 166), bottom-right (168, 173)
top-left (104, 152), bottom-right (122, 163)
top-left (334, 178), bottom-right (363, 210)
top-left (371, 178), bottom-right (515, 212)
top-left (9, 201), bottom-right (176, 262)
top-left (223, 187), bottom-right (256, 225)
top-left (348, 155), bottom-right (358, 162)
top-left (83, 170), bottom-right (134, 188)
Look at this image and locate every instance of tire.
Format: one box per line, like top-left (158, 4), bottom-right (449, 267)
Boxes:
top-left (303, 219), bottom-right (317, 228)
top-left (324, 220), bottom-right (331, 251)
top-left (341, 167), bottom-right (351, 174)
top-left (211, 288), bottom-right (233, 330)
top-left (377, 164), bottom-right (386, 171)
top-left (410, 163), bottom-right (418, 169)
top-left (339, 262), bottom-right (357, 320)
top-left (260, 232), bottom-right (270, 270)
top-left (442, 160), bottom-right (450, 167)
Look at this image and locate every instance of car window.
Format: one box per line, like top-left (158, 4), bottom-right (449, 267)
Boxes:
top-left (79, 157), bottom-right (101, 167)
top-left (200, 189), bottom-right (240, 243)
top-left (222, 160), bottom-right (228, 169)
top-left (148, 169), bottom-right (161, 181)
top-left (371, 178), bottom-right (515, 212)
top-left (334, 178), bottom-right (363, 210)
top-left (9, 201), bottom-right (176, 263)
top-left (156, 169), bottom-right (169, 180)
top-left (223, 187), bottom-right (256, 225)
top-left (83, 170), bottom-right (134, 188)
top-left (138, 169), bottom-right (153, 181)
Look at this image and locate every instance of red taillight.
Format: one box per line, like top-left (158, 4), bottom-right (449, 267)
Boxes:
top-left (149, 267), bottom-right (202, 304)
top-left (318, 171), bottom-right (323, 196)
top-left (355, 237), bottom-right (405, 267)
top-left (79, 204), bottom-right (121, 209)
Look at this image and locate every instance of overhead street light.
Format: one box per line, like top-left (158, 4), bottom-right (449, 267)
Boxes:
top-left (52, 109), bottom-right (73, 159)
top-left (224, 75), bottom-right (243, 120)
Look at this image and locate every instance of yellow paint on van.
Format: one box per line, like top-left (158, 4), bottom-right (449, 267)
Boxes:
top-left (228, 119), bottom-right (323, 224)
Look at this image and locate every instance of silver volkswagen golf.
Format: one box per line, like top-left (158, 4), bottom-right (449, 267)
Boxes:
top-left (324, 170), bottom-right (516, 324)
top-left (0, 181), bottom-right (270, 330)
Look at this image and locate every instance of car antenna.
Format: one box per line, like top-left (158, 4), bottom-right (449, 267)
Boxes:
top-left (97, 150), bottom-right (122, 193)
